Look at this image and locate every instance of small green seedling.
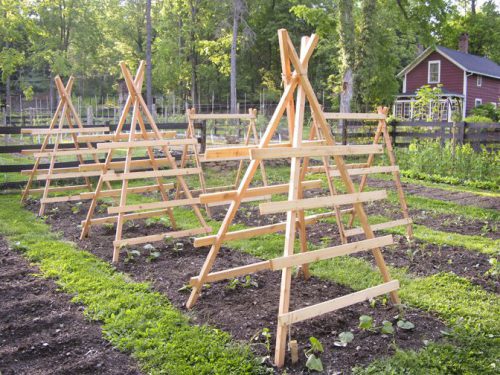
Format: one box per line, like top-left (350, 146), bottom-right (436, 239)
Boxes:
top-left (173, 242), bottom-right (184, 252)
top-left (143, 244), bottom-right (161, 262)
top-left (242, 275), bottom-right (258, 288)
top-left (97, 203), bottom-right (109, 213)
top-left (381, 320), bottom-right (395, 335)
top-left (124, 249), bottom-right (141, 263)
top-left (334, 331), bottom-right (354, 347)
top-left (397, 320), bottom-right (415, 330)
top-left (103, 222), bottom-right (115, 233)
top-left (50, 207), bottom-right (59, 214)
top-left (178, 283), bottom-right (192, 293)
top-left (485, 258), bottom-right (499, 277)
top-left (71, 202), bottom-right (83, 214)
top-left (226, 278), bottom-right (240, 290)
top-left (261, 327), bottom-right (272, 353)
top-left (305, 337), bottom-right (324, 372)
top-left (359, 314), bottom-right (374, 330)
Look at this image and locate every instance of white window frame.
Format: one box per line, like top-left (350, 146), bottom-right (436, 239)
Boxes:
top-left (474, 98), bottom-right (482, 107)
top-left (477, 75), bottom-right (482, 87)
top-left (428, 60), bottom-right (441, 84)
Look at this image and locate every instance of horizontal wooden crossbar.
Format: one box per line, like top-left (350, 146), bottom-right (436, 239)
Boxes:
top-left (35, 170), bottom-right (102, 180)
top-left (344, 218), bottom-right (413, 237)
top-left (278, 280), bottom-right (399, 325)
top-left (199, 180), bottom-right (322, 204)
top-left (33, 149), bottom-right (107, 158)
top-left (107, 197), bottom-right (201, 214)
top-left (79, 183), bottom-right (175, 199)
top-left (22, 166), bottom-right (81, 175)
top-left (259, 190), bottom-right (388, 215)
top-left (96, 138), bottom-right (197, 149)
top-left (21, 126), bottom-right (109, 135)
top-left (40, 194), bottom-right (87, 204)
top-left (102, 167), bottom-right (201, 181)
top-left (25, 184), bottom-right (89, 194)
top-left (190, 236), bottom-right (394, 285)
top-left (77, 131), bottom-right (176, 142)
top-left (189, 113), bottom-right (254, 120)
top-left (250, 145), bottom-right (383, 160)
top-left (323, 113), bottom-right (386, 120)
top-left (113, 227), bottom-right (211, 248)
top-left (194, 212), bottom-right (335, 247)
top-left (81, 208), bottom-right (173, 226)
top-left (329, 165), bottom-right (399, 177)
top-left (78, 158), bottom-right (171, 171)
top-left (207, 195), bottom-right (272, 207)
top-left (307, 163), bottom-right (368, 173)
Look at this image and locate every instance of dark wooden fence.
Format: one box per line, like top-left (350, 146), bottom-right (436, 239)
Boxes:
top-left (334, 121), bottom-right (500, 150)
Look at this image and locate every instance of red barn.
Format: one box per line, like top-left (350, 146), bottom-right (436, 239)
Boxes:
top-left (394, 35), bottom-right (500, 121)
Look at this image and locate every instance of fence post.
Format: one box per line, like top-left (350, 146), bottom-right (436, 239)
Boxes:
top-left (458, 121), bottom-right (465, 145)
top-left (201, 120), bottom-right (207, 154)
top-left (440, 122), bottom-right (446, 147)
top-left (391, 121), bottom-right (397, 147)
top-left (87, 106), bottom-right (94, 126)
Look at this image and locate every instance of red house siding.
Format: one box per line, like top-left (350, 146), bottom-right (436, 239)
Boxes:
top-left (465, 74), bottom-right (500, 113)
top-left (404, 51), bottom-right (464, 94)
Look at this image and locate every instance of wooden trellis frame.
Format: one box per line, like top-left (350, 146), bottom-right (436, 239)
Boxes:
top-left (183, 108), bottom-right (269, 208)
top-left (186, 29), bottom-right (400, 367)
top-left (79, 61), bottom-right (211, 263)
top-left (20, 76), bottom-right (112, 216)
top-left (309, 109), bottom-right (413, 240)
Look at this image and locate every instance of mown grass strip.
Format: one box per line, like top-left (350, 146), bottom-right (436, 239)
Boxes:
top-left (0, 195), bottom-right (265, 375)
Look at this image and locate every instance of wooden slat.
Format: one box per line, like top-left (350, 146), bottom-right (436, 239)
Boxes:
top-left (79, 158), bottom-right (171, 171)
top-left (323, 113), bottom-right (386, 120)
top-left (113, 227), bottom-right (211, 248)
top-left (329, 165), bottom-right (399, 177)
top-left (199, 180), bottom-right (322, 204)
top-left (207, 195), bottom-right (271, 207)
top-left (344, 218), bottom-right (413, 237)
top-left (21, 126), bottom-right (109, 135)
top-left (96, 138), bottom-right (197, 149)
top-left (77, 131), bottom-right (176, 142)
top-left (278, 280), bottom-right (399, 325)
top-left (79, 183), bottom-right (175, 199)
top-left (107, 197), bottom-right (201, 214)
top-left (259, 190), bottom-right (388, 215)
top-left (25, 184), bottom-right (89, 194)
top-left (102, 167), bottom-right (201, 181)
top-left (190, 113), bottom-right (254, 120)
top-left (35, 170), bottom-right (102, 180)
top-left (33, 149), bottom-right (107, 158)
top-left (194, 212), bottom-right (335, 247)
top-left (21, 166), bottom-right (81, 175)
top-left (307, 163), bottom-right (368, 173)
top-left (40, 194), bottom-right (86, 204)
top-left (251, 145), bottom-right (383, 160)
top-left (81, 208), bottom-right (173, 226)
top-left (190, 236), bottom-right (393, 285)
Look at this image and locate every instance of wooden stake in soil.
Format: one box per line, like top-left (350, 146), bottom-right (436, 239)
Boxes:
top-left (186, 29), bottom-right (401, 368)
top-left (21, 76), bottom-right (112, 216)
top-left (79, 61), bottom-right (210, 263)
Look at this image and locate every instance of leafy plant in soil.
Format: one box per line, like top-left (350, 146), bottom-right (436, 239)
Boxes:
top-left (334, 331), bottom-right (354, 347)
top-left (143, 244), bottom-right (161, 262)
top-left (304, 336), bottom-right (324, 372)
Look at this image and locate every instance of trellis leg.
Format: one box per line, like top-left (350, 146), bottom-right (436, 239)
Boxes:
top-left (21, 78), bottom-right (74, 203)
top-left (80, 64), bottom-right (145, 239)
top-left (250, 109), bottom-right (269, 187)
top-left (234, 110), bottom-right (254, 187)
top-left (285, 34), bottom-right (399, 304)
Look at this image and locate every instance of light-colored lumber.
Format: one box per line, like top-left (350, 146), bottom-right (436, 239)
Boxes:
top-left (78, 158), bottom-right (171, 171)
top-left (344, 218), bottom-right (413, 237)
top-left (35, 170), bottom-right (102, 180)
top-left (250, 144), bottom-right (383, 160)
top-left (259, 190), bottom-right (388, 215)
top-left (190, 236), bottom-right (393, 284)
top-left (77, 131), bottom-right (176, 142)
top-left (33, 149), bottom-right (107, 158)
top-left (194, 212), bottom-right (334, 247)
top-left (21, 166), bottom-right (81, 175)
top-left (81, 208), bottom-right (173, 226)
top-left (329, 165), bottom-right (399, 177)
top-left (21, 126), bottom-right (109, 135)
top-left (79, 183), bottom-right (175, 199)
top-left (102, 167), bottom-right (201, 181)
top-left (206, 194), bottom-right (272, 207)
top-left (278, 280), bottom-right (399, 325)
top-left (40, 194), bottom-right (86, 204)
top-left (323, 112), bottom-right (386, 120)
top-left (306, 163), bottom-right (369, 173)
top-left (107, 197), bottom-right (201, 214)
top-left (25, 184), bottom-right (89, 194)
top-left (199, 180), bottom-right (322, 204)
top-left (113, 227), bottom-right (211, 248)
top-left (96, 138), bottom-right (196, 150)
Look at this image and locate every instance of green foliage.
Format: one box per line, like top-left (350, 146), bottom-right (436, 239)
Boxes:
top-left (396, 140), bottom-right (499, 190)
top-left (359, 315), bottom-right (375, 330)
top-left (334, 331), bottom-right (354, 347)
top-left (464, 115), bottom-right (495, 123)
top-left (470, 103), bottom-right (499, 122)
top-left (305, 337), bottom-right (324, 372)
top-left (0, 195), bottom-right (265, 375)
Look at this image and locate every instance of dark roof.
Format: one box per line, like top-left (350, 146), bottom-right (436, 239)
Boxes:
top-left (437, 46), bottom-right (500, 79)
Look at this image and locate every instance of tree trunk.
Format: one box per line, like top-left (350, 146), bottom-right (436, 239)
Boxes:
top-left (49, 74), bottom-right (55, 113)
top-left (189, 0), bottom-right (199, 108)
top-left (230, 0), bottom-right (241, 114)
top-left (146, 0), bottom-right (153, 112)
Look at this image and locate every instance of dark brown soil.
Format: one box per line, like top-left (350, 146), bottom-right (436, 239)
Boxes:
top-left (0, 237), bottom-right (140, 375)
top-left (25, 200), bottom-right (447, 374)
top-left (365, 177), bottom-right (500, 210)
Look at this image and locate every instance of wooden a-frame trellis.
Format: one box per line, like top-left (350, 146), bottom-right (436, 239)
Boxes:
top-left (20, 76), bottom-right (112, 216)
top-left (186, 30), bottom-right (401, 367)
top-left (181, 108), bottom-right (270, 208)
top-left (308, 109), bottom-right (414, 241)
top-left (79, 61), bottom-right (211, 263)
